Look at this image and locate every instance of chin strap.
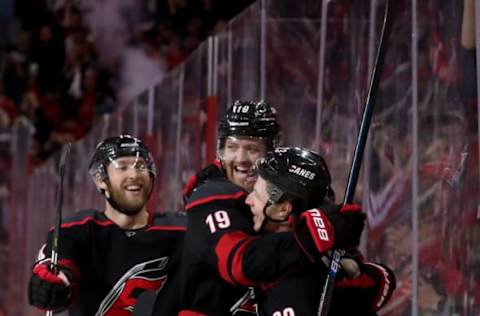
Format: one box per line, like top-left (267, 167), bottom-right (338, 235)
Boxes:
top-left (260, 187), bottom-right (290, 232)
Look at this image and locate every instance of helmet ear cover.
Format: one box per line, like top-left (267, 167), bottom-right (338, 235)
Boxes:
top-left (256, 147), bottom-right (332, 214)
top-left (88, 134), bottom-right (156, 182)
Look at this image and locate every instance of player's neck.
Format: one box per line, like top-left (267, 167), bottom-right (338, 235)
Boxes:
top-left (265, 221), bottom-right (290, 233)
top-left (104, 206), bottom-right (149, 229)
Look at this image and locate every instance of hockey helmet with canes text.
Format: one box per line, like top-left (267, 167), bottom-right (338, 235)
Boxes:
top-left (255, 147), bottom-right (332, 214)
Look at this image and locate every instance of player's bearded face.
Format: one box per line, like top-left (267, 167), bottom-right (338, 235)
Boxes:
top-left (220, 136), bottom-right (267, 192)
top-left (106, 157), bottom-right (153, 215)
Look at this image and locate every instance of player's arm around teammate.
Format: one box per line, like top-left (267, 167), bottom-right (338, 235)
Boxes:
top-left (245, 147), bottom-right (396, 315)
top-left (178, 101), bottom-right (366, 315)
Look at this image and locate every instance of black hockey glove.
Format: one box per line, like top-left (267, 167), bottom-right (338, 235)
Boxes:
top-left (334, 262), bottom-right (396, 313)
top-left (361, 262), bottom-right (396, 311)
top-left (323, 203), bottom-right (365, 249)
top-left (28, 261), bottom-right (73, 312)
top-left (291, 204), bottom-right (365, 262)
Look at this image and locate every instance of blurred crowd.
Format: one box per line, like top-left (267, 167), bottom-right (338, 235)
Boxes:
top-left (137, 0), bottom-right (254, 67)
top-left (0, 1), bottom-right (113, 163)
top-left (361, 0), bottom-right (479, 314)
top-left (1, 0), bottom-right (113, 165)
top-left (0, 0), bottom-right (254, 165)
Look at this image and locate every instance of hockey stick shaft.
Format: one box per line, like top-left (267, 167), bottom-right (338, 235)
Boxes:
top-left (343, 1), bottom-right (392, 205)
top-left (318, 1), bottom-right (393, 315)
top-left (47, 143), bottom-right (71, 316)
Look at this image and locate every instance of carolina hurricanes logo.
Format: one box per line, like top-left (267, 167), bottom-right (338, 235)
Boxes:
top-left (95, 257), bottom-right (169, 316)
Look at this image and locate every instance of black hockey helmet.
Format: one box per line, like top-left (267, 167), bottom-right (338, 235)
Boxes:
top-left (88, 134), bottom-right (156, 181)
top-left (217, 100), bottom-right (280, 153)
top-left (256, 147), bottom-right (332, 212)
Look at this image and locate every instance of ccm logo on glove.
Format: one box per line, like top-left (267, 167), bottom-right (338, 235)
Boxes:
top-left (307, 209), bottom-right (330, 240)
top-left (292, 207), bottom-right (337, 262)
top-left (304, 208), bottom-right (333, 250)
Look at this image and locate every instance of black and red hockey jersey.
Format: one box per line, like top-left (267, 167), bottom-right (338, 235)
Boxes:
top-left (34, 209), bottom-right (185, 316)
top-left (256, 260), bottom-right (396, 316)
top-left (180, 165), bottom-right (309, 315)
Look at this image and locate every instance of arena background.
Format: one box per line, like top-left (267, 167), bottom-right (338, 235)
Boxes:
top-left (0, 0), bottom-right (478, 315)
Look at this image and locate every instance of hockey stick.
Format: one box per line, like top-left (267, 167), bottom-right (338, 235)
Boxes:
top-left (317, 1), bottom-right (393, 315)
top-left (46, 143), bottom-right (71, 316)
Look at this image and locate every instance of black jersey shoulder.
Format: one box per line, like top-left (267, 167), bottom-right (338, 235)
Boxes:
top-left (196, 161), bottom-right (225, 183)
top-left (59, 209), bottom-right (113, 228)
top-left (151, 212), bottom-right (186, 229)
top-left (183, 161), bottom-right (224, 200)
top-left (185, 178), bottom-right (246, 211)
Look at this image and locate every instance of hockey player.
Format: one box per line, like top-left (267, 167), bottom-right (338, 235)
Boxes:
top-left (27, 134), bottom-right (185, 315)
top-left (246, 146), bottom-right (396, 315)
top-left (178, 100), bottom-right (366, 315)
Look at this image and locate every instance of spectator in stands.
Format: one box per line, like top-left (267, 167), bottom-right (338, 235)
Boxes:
top-left (0, 77), bottom-right (16, 127)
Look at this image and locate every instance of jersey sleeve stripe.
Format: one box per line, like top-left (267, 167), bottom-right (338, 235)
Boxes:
top-left (215, 231), bottom-right (255, 286)
top-left (230, 236), bottom-right (256, 286)
top-left (215, 232), bottom-right (242, 284)
top-left (185, 191), bottom-right (245, 210)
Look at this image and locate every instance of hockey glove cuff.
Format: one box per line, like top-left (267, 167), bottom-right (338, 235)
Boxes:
top-left (335, 262), bottom-right (396, 312)
top-left (362, 263), bottom-right (396, 311)
top-left (291, 208), bottom-right (335, 262)
top-left (28, 261), bottom-right (74, 312)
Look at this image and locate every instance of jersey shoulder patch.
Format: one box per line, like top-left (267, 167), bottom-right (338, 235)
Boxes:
top-left (185, 179), bottom-right (246, 211)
